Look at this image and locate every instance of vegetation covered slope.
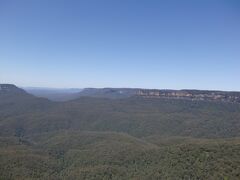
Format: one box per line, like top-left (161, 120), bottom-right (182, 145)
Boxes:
top-left (1, 96), bottom-right (240, 138)
top-left (1, 132), bottom-right (240, 179)
top-left (0, 84), bottom-right (53, 118)
top-left (1, 84), bottom-right (240, 179)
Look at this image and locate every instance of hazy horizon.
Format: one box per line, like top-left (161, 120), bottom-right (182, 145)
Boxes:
top-left (1, 0), bottom-right (240, 91)
top-left (9, 84), bottom-right (240, 92)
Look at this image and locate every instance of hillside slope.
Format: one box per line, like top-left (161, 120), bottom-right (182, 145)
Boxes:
top-left (1, 95), bottom-right (240, 138)
top-left (1, 131), bottom-right (240, 179)
top-left (0, 84), bottom-right (53, 117)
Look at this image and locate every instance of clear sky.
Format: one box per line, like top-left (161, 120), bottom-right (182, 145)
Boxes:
top-left (0, 0), bottom-right (240, 90)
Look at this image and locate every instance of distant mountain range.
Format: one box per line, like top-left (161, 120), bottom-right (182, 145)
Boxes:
top-left (23, 85), bottom-right (240, 103)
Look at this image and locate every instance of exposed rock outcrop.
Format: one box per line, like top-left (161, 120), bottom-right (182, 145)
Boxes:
top-left (136, 89), bottom-right (240, 103)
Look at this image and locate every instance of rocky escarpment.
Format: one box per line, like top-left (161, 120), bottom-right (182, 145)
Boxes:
top-left (0, 84), bottom-right (27, 95)
top-left (79, 87), bottom-right (240, 103)
top-left (136, 89), bottom-right (240, 103)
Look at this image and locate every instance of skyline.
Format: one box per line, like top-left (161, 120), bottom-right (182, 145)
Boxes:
top-left (1, 0), bottom-right (240, 90)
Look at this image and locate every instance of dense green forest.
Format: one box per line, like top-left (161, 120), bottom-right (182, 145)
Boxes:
top-left (1, 84), bottom-right (240, 179)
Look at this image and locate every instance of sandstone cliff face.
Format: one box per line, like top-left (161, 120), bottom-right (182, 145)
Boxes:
top-left (136, 89), bottom-right (240, 103)
top-left (63, 86), bottom-right (240, 103)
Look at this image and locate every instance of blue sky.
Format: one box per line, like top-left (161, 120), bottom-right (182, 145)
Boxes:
top-left (0, 0), bottom-right (240, 90)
